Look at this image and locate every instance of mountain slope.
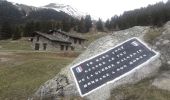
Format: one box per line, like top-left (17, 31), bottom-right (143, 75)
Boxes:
top-left (14, 3), bottom-right (38, 17)
top-left (42, 3), bottom-right (86, 19)
top-left (0, 1), bottom-right (74, 24)
top-left (0, 0), bottom-right (24, 24)
top-left (26, 8), bottom-right (71, 21)
top-left (13, 2), bottom-right (73, 20)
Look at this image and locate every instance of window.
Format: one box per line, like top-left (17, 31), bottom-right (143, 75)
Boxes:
top-left (43, 43), bottom-right (47, 50)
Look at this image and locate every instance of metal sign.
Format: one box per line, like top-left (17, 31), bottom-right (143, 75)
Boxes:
top-left (71, 37), bottom-right (158, 97)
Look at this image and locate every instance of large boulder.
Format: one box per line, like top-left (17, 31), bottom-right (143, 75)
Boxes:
top-left (151, 21), bottom-right (170, 91)
top-left (154, 22), bottom-right (170, 69)
top-left (152, 71), bottom-right (170, 91)
top-left (33, 26), bottom-right (161, 100)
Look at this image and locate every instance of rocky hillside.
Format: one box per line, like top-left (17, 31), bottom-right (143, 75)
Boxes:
top-left (32, 21), bottom-right (170, 100)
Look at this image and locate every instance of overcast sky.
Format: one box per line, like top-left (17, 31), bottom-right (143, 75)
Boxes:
top-left (8, 0), bottom-right (168, 21)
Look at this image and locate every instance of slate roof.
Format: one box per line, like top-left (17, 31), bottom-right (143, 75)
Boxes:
top-left (35, 31), bottom-right (71, 44)
top-left (55, 30), bottom-right (86, 40)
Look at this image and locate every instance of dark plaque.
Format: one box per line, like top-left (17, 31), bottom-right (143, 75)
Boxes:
top-left (71, 37), bottom-right (158, 97)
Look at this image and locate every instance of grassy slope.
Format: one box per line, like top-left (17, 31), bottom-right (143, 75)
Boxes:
top-left (0, 38), bottom-right (32, 51)
top-left (0, 52), bottom-right (76, 100)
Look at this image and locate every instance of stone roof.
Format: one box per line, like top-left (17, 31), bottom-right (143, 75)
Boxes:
top-left (55, 30), bottom-right (86, 40)
top-left (35, 31), bottom-right (71, 44)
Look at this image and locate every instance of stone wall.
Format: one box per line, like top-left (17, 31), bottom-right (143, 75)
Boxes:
top-left (32, 32), bottom-right (86, 51)
top-left (53, 32), bottom-right (86, 51)
top-left (32, 35), bottom-right (72, 51)
top-left (69, 37), bottom-right (86, 51)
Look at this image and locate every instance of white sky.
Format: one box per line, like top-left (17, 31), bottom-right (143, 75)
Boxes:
top-left (7, 0), bottom-right (168, 21)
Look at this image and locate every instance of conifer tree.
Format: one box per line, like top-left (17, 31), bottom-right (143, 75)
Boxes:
top-left (12, 26), bottom-right (21, 40)
top-left (78, 17), bottom-right (86, 33)
top-left (105, 19), bottom-right (111, 30)
top-left (96, 18), bottom-right (104, 31)
top-left (0, 22), bottom-right (12, 39)
top-left (84, 15), bottom-right (92, 32)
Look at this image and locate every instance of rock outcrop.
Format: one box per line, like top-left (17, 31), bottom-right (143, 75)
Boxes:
top-left (152, 71), bottom-right (170, 91)
top-left (154, 22), bottom-right (170, 69)
top-left (150, 22), bottom-right (170, 91)
top-left (33, 25), bottom-right (164, 100)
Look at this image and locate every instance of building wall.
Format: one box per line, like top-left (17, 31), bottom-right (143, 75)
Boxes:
top-left (53, 32), bottom-right (86, 51)
top-left (69, 37), bottom-right (85, 51)
top-left (32, 35), bottom-right (72, 51)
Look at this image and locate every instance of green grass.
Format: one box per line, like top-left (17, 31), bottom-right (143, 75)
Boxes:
top-left (0, 38), bottom-right (32, 51)
top-left (0, 52), bottom-right (77, 100)
top-left (109, 78), bottom-right (170, 100)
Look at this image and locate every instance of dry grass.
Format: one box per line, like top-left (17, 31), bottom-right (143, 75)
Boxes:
top-left (144, 28), bottom-right (162, 44)
top-left (0, 51), bottom-right (78, 100)
top-left (0, 38), bottom-right (32, 51)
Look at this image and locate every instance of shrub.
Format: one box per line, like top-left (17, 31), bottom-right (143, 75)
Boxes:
top-left (144, 28), bottom-right (162, 44)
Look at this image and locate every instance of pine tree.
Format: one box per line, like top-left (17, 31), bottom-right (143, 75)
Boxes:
top-left (84, 15), bottom-right (92, 32)
top-left (62, 18), bottom-right (71, 32)
top-left (96, 18), bottom-right (104, 32)
top-left (0, 22), bottom-right (12, 39)
top-left (105, 19), bottom-right (111, 30)
top-left (12, 26), bottom-right (21, 40)
top-left (24, 21), bottom-right (35, 37)
top-left (78, 17), bottom-right (86, 33)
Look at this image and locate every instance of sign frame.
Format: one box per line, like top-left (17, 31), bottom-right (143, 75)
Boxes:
top-left (70, 37), bottom-right (159, 97)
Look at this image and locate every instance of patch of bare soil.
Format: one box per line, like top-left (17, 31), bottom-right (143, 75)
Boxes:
top-left (0, 52), bottom-right (14, 56)
top-left (0, 58), bottom-right (10, 62)
top-left (0, 52), bottom-right (15, 63)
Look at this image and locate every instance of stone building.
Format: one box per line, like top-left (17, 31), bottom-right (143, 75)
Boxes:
top-left (32, 30), bottom-right (86, 51)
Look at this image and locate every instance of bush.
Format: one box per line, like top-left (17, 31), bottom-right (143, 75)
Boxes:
top-left (144, 28), bottom-right (162, 44)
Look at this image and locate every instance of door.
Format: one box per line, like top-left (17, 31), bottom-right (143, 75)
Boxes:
top-left (60, 45), bottom-right (64, 51)
top-left (35, 43), bottom-right (39, 50)
top-left (66, 46), bottom-right (68, 51)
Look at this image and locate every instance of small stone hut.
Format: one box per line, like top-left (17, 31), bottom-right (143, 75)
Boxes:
top-left (32, 30), bottom-right (87, 51)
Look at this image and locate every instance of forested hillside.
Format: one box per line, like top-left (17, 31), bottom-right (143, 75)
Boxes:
top-left (105, 1), bottom-right (170, 30)
top-left (0, 0), bottom-right (93, 40)
top-left (1, 0), bottom-right (170, 40)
